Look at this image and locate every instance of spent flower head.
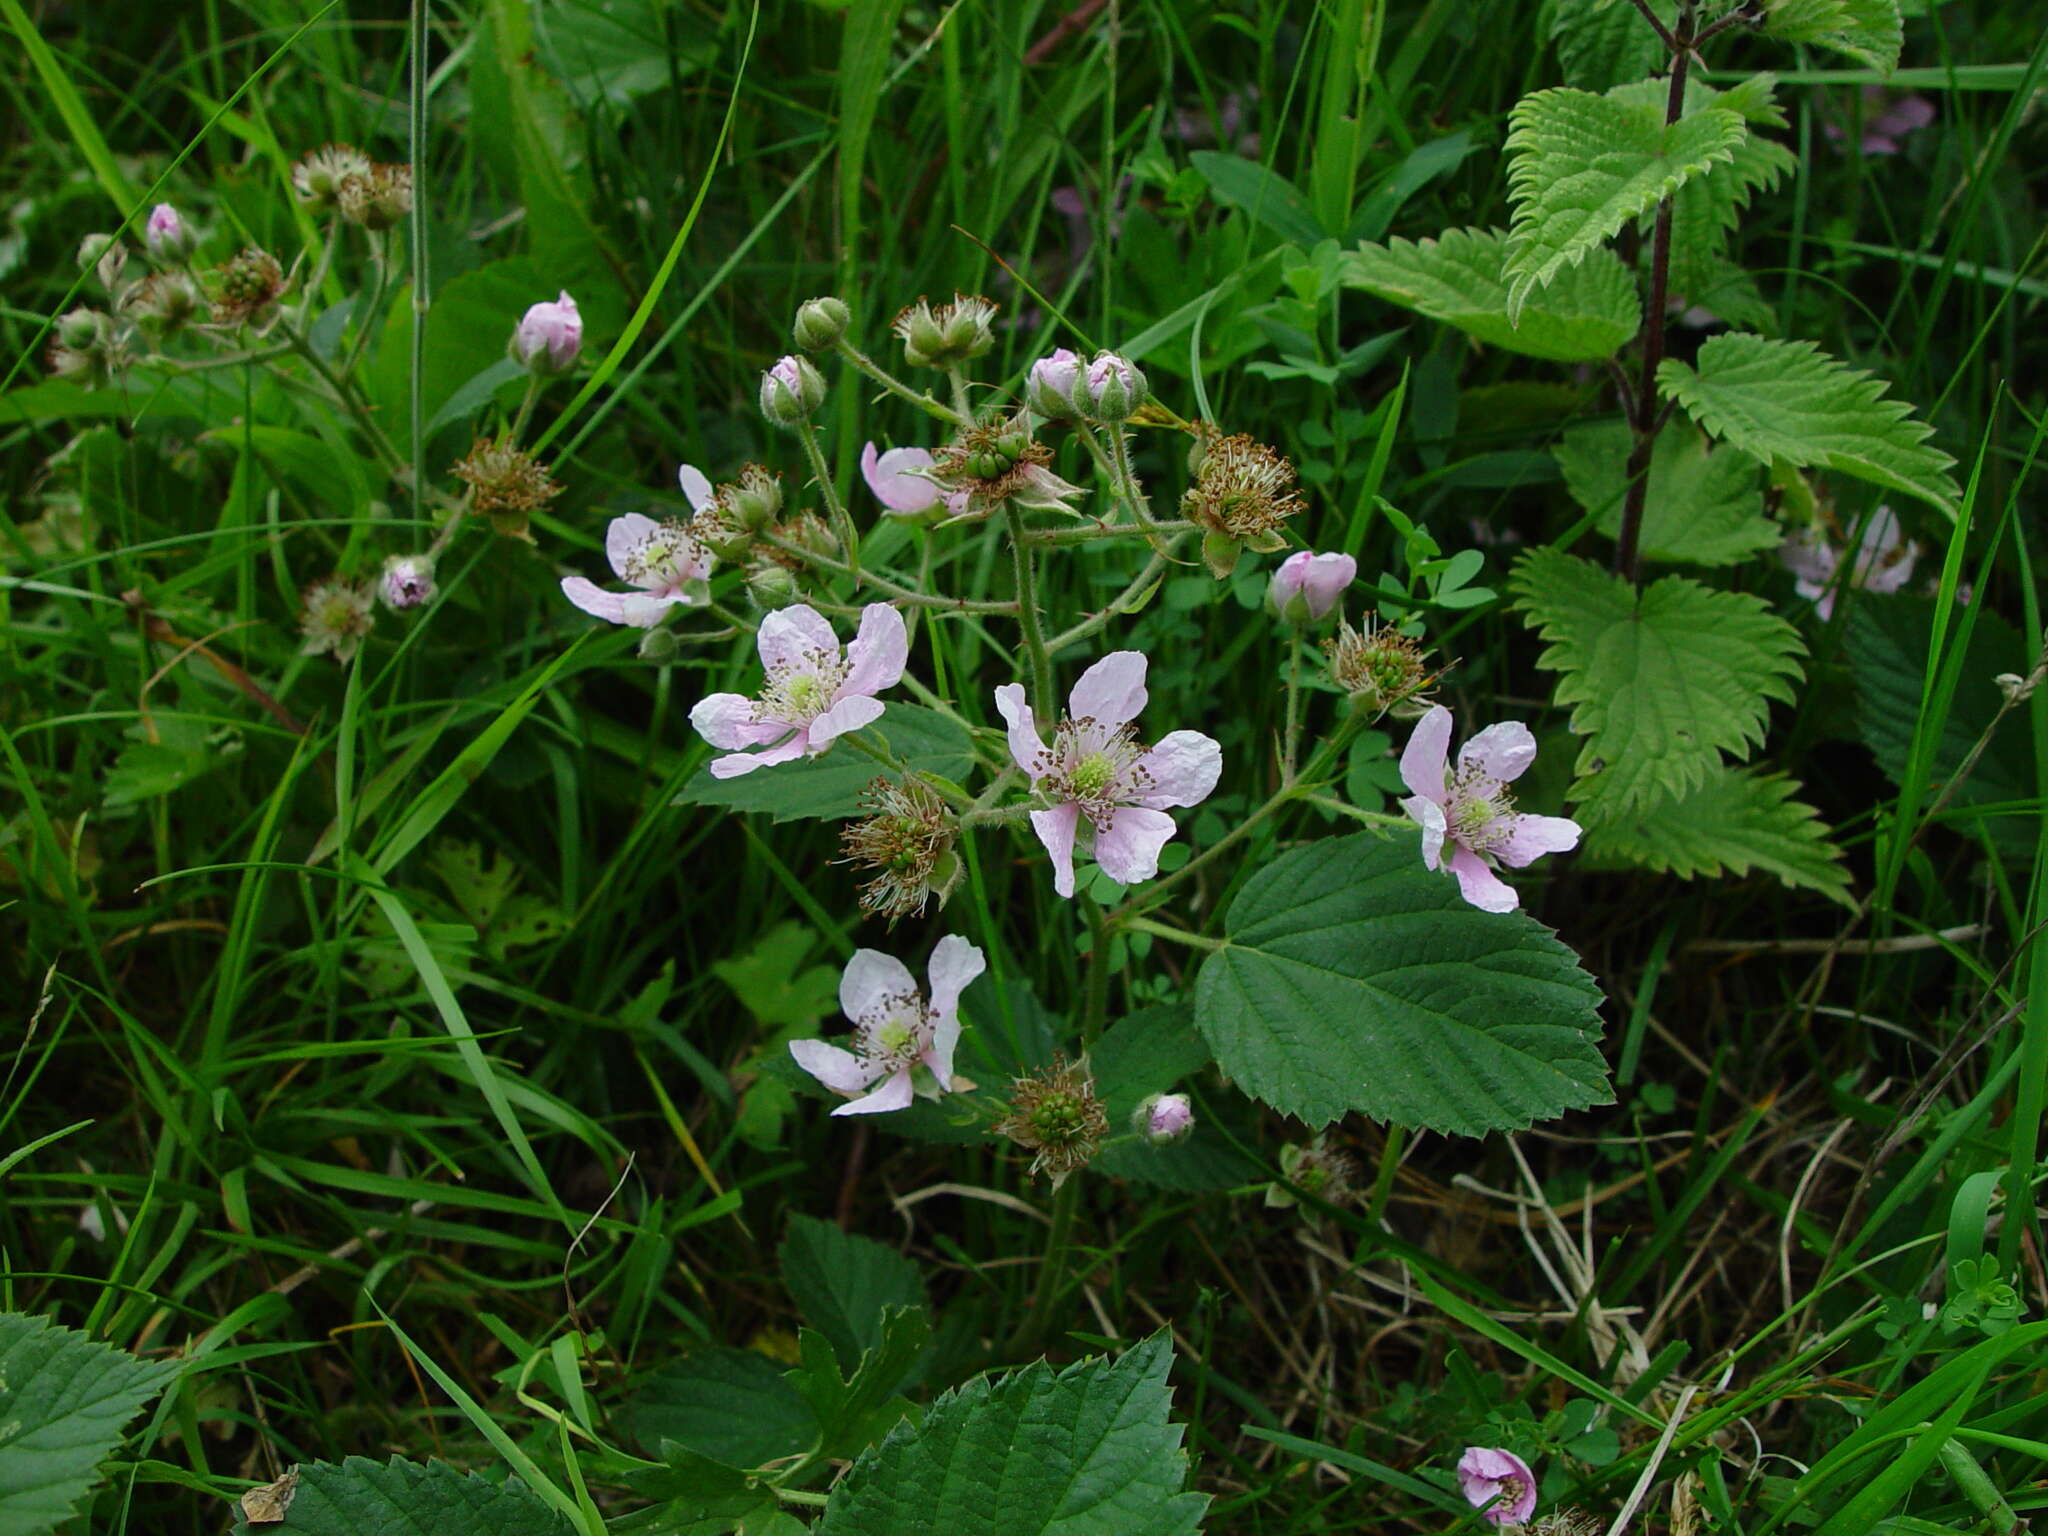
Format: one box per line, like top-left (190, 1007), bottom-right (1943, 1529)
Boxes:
top-left (1182, 429), bottom-right (1303, 576)
top-left (299, 576), bottom-right (376, 663)
top-left (1399, 706), bottom-right (1580, 914)
top-left (893, 293), bottom-right (997, 368)
top-left (996, 651), bottom-right (1222, 899)
top-left (338, 163), bottom-right (413, 231)
top-left (789, 936), bottom-right (985, 1115)
top-left (1265, 1136), bottom-right (1358, 1209)
top-left (690, 603), bottom-right (908, 778)
top-left (452, 436), bottom-right (562, 539)
top-left (124, 272), bottom-right (203, 335)
top-left (995, 1056), bottom-right (1109, 1187)
top-left (211, 248), bottom-right (285, 326)
top-left (931, 415), bottom-right (1084, 520)
top-left (1458, 1448), bottom-right (1539, 1528)
top-left (292, 144), bottom-right (372, 210)
top-left (1323, 616), bottom-right (1435, 716)
top-left (839, 776), bottom-right (960, 924)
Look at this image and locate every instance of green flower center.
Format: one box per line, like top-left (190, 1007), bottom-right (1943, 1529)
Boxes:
top-left (1029, 1091), bottom-right (1090, 1142)
top-left (1070, 752), bottom-right (1116, 800)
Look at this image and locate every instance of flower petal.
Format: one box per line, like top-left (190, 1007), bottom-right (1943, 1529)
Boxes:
top-left (1780, 528), bottom-right (1837, 590)
top-left (789, 1039), bottom-right (876, 1096)
top-left (1029, 802), bottom-right (1083, 898)
top-left (1448, 845), bottom-right (1519, 912)
top-left (840, 948), bottom-right (921, 1027)
top-left (1067, 650), bottom-right (1149, 727)
top-left (677, 463), bottom-right (716, 515)
top-left (861, 442), bottom-right (942, 516)
top-left (924, 934), bottom-right (986, 1022)
top-left (706, 733), bottom-right (808, 778)
top-left (561, 576), bottom-right (630, 625)
top-left (1403, 794), bottom-right (1448, 870)
top-left (1092, 805), bottom-right (1178, 886)
top-left (615, 591), bottom-right (688, 628)
top-left (831, 1067), bottom-right (915, 1116)
top-left (1496, 812), bottom-right (1582, 868)
top-left (841, 603), bottom-right (908, 699)
top-left (757, 603), bottom-right (840, 674)
top-left (1399, 705), bottom-right (1454, 801)
top-left (604, 513), bottom-right (661, 580)
top-left (1135, 730), bottom-right (1221, 809)
top-left (690, 692), bottom-right (774, 750)
top-left (994, 684), bottom-right (1046, 778)
top-left (808, 693), bottom-right (885, 752)
top-left (1458, 720), bottom-right (1538, 784)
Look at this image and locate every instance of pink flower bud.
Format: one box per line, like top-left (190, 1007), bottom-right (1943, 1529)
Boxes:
top-left (1268, 550), bottom-right (1356, 624)
top-left (512, 291), bottom-right (582, 375)
top-left (1137, 1092), bottom-right (1194, 1143)
top-left (1079, 351), bottom-right (1145, 423)
top-left (144, 204), bottom-right (192, 260)
top-left (1457, 1447), bottom-right (1538, 1527)
top-left (379, 553), bottom-right (437, 611)
top-left (1024, 348), bottom-right (1085, 418)
top-left (760, 354), bottom-right (826, 426)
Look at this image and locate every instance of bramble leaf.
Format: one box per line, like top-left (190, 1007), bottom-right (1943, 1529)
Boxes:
top-left (780, 1214), bottom-right (928, 1370)
top-left (1503, 88), bottom-right (1746, 319)
top-left (623, 1348), bottom-right (821, 1468)
top-left (1581, 765), bottom-right (1853, 903)
top-left (1555, 421), bottom-right (1782, 567)
top-left (1343, 227), bottom-right (1640, 361)
top-left (1657, 335), bottom-right (1961, 517)
top-left (0, 1313), bottom-right (182, 1536)
top-left (815, 1335), bottom-right (1207, 1536)
top-left (1193, 831), bottom-right (1610, 1135)
top-left (787, 1306), bottom-right (930, 1462)
top-left (225, 1455), bottom-right (573, 1536)
top-left (1510, 547), bottom-right (1806, 811)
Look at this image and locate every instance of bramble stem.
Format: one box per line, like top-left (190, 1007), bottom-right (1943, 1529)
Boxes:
top-left (832, 337), bottom-right (969, 427)
top-left (1007, 1175), bottom-right (1080, 1358)
top-left (1004, 503), bottom-right (1058, 717)
top-left (795, 423), bottom-right (859, 580)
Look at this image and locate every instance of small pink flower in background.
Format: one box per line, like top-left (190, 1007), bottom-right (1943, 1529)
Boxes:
top-left (512, 291), bottom-right (582, 374)
top-left (1138, 1092), bottom-right (1195, 1143)
top-left (1780, 505), bottom-right (1918, 620)
top-left (1825, 87), bottom-right (1935, 156)
top-left (1458, 1447), bottom-right (1538, 1527)
top-left (1399, 706), bottom-right (1580, 914)
top-left (996, 652), bottom-right (1222, 898)
top-left (690, 602), bottom-right (908, 778)
top-left (789, 936), bottom-right (986, 1115)
top-left (1268, 550), bottom-right (1356, 624)
top-left (144, 204), bottom-right (189, 259)
top-left (860, 441), bottom-right (968, 519)
top-left (560, 503), bottom-right (716, 627)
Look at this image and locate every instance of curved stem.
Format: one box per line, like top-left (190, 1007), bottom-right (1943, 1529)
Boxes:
top-left (794, 423), bottom-right (858, 580)
top-left (1004, 503), bottom-right (1058, 716)
top-left (832, 338), bottom-right (969, 427)
top-left (757, 533), bottom-right (1014, 613)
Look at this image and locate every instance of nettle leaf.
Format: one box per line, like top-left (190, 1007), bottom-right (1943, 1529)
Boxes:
top-left (1344, 227), bottom-right (1640, 362)
top-left (225, 1455), bottom-right (574, 1536)
top-left (1676, 255), bottom-right (1776, 331)
top-left (1510, 547), bottom-right (1806, 812)
top-left (1502, 88), bottom-right (1746, 319)
top-left (1553, 0), bottom-right (1672, 90)
top-left (1762, 0), bottom-right (1903, 72)
top-left (1555, 420), bottom-right (1781, 567)
top-left (624, 1348), bottom-right (820, 1467)
top-left (674, 703), bottom-right (978, 822)
top-left (1582, 765), bottom-right (1853, 902)
top-left (780, 1215), bottom-right (929, 1370)
top-left (1193, 831), bottom-right (1610, 1136)
top-left (816, 1334), bottom-right (1207, 1536)
top-left (1657, 335), bottom-right (1961, 518)
top-left (0, 1313), bottom-right (182, 1536)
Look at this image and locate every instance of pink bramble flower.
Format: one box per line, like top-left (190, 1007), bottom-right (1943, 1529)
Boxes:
top-left (1781, 506), bottom-right (1918, 620)
top-left (560, 508), bottom-right (715, 627)
top-left (860, 441), bottom-right (968, 519)
top-left (690, 602), bottom-right (908, 778)
top-left (511, 290), bottom-right (582, 375)
top-left (1268, 550), bottom-right (1356, 625)
top-left (789, 936), bottom-right (986, 1115)
top-left (1399, 706), bottom-right (1580, 914)
top-left (995, 652), bottom-right (1222, 898)
top-left (1459, 1447), bottom-right (1539, 1527)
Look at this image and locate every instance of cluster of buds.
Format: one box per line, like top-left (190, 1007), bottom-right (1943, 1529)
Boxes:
top-left (1024, 348), bottom-right (1148, 426)
top-left (510, 291), bottom-right (582, 376)
top-left (677, 462), bottom-right (838, 611)
top-left (45, 307), bottom-right (129, 387)
top-left (292, 144), bottom-right (412, 231)
top-left (452, 434), bottom-right (563, 539)
top-left (838, 776), bottom-right (961, 923)
top-left (893, 293), bottom-right (996, 369)
top-left (1322, 616), bottom-right (1436, 718)
top-left (211, 247), bottom-right (286, 327)
top-left (759, 354), bottom-right (827, 428)
top-left (994, 1057), bottom-right (1109, 1187)
top-left (1182, 427), bottom-right (1304, 577)
top-left (52, 209), bottom-right (207, 382)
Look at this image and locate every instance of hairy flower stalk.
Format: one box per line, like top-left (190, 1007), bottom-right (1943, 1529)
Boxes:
top-left (1181, 429), bottom-right (1303, 577)
top-left (838, 776), bottom-right (960, 923)
top-left (995, 1057), bottom-right (1109, 1186)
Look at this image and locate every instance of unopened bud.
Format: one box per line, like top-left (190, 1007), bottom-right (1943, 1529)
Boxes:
top-left (1268, 551), bottom-right (1357, 626)
top-left (1135, 1092), bottom-right (1194, 1144)
top-left (124, 273), bottom-right (203, 335)
top-left (759, 354), bottom-right (826, 427)
top-left (1024, 348), bottom-right (1084, 419)
top-left (637, 627), bottom-right (680, 662)
top-left (379, 553), bottom-right (437, 610)
top-left (746, 563), bottom-right (800, 611)
top-left (724, 465), bottom-right (784, 532)
top-left (511, 290), bottom-right (582, 375)
top-left (1078, 351), bottom-right (1145, 424)
top-left (56, 308), bottom-right (105, 350)
top-left (77, 233), bottom-right (128, 294)
top-left (793, 295), bottom-right (851, 351)
top-left (144, 204), bottom-right (195, 262)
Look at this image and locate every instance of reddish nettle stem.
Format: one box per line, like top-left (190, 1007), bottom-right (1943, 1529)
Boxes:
top-left (1614, 1), bottom-right (1696, 584)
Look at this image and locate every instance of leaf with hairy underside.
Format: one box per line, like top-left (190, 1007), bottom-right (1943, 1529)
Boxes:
top-left (817, 1335), bottom-right (1206, 1536)
top-left (1580, 765), bottom-right (1853, 903)
top-left (1510, 547), bottom-right (1807, 812)
top-left (225, 1455), bottom-right (574, 1536)
top-left (1658, 335), bottom-right (1960, 518)
top-left (1193, 831), bottom-right (1610, 1135)
top-left (0, 1312), bottom-right (183, 1536)
top-left (1611, 75), bottom-right (1798, 301)
top-left (1762, 0), bottom-right (1903, 73)
top-left (1343, 228), bottom-right (1640, 362)
top-left (1555, 421), bottom-right (1781, 567)
top-left (1502, 88), bottom-right (1746, 319)
top-left (1552, 0), bottom-right (1672, 90)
